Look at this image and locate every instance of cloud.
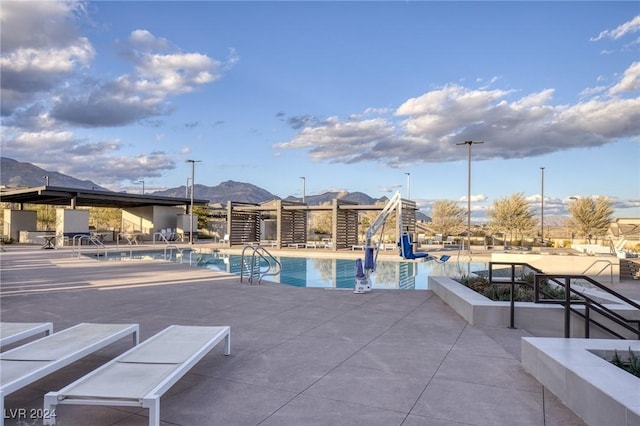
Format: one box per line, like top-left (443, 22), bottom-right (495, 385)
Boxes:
top-left (590, 15), bottom-right (640, 41)
top-left (0, 2), bottom-right (226, 187)
top-left (0, 1), bottom-right (94, 115)
top-left (1, 2), bottom-right (222, 128)
top-left (48, 30), bottom-right (220, 128)
top-left (275, 61), bottom-right (640, 166)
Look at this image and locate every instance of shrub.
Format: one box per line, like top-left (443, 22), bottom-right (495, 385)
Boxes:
top-left (611, 348), bottom-right (640, 378)
top-left (457, 273), bottom-right (579, 302)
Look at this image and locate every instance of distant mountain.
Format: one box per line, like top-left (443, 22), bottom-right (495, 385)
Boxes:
top-left (0, 157), bottom-right (108, 190)
top-left (0, 158), bottom-right (423, 213)
top-left (284, 191), bottom-right (387, 206)
top-left (151, 180), bottom-right (279, 204)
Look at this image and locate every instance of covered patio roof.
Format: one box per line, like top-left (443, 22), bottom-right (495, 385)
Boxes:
top-left (0, 185), bottom-right (209, 209)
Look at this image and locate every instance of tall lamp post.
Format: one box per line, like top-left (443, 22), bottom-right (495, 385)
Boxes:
top-left (456, 140), bottom-right (484, 253)
top-left (186, 160), bottom-right (202, 244)
top-left (138, 180), bottom-right (145, 195)
top-left (405, 172), bottom-right (411, 200)
top-left (540, 167), bottom-right (545, 248)
top-left (300, 177), bottom-right (306, 203)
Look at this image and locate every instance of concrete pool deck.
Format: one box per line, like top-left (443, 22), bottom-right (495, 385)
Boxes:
top-left (2, 243), bottom-right (634, 425)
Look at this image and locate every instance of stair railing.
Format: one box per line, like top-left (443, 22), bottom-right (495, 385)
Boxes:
top-left (240, 245), bottom-right (281, 285)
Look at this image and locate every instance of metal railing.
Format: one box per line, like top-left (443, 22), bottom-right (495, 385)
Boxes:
top-left (162, 245), bottom-right (195, 264)
top-left (487, 261), bottom-right (640, 339)
top-left (580, 260), bottom-right (614, 286)
top-left (240, 245), bottom-right (281, 285)
top-left (72, 234), bottom-right (107, 259)
top-left (534, 274), bottom-right (640, 339)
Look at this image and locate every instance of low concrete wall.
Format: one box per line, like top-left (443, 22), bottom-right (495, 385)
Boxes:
top-left (522, 338), bottom-right (640, 426)
top-left (490, 252), bottom-right (620, 283)
top-left (429, 276), bottom-right (639, 339)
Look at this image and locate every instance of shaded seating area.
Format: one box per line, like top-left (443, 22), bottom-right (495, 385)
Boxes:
top-left (44, 325), bottom-right (230, 426)
top-left (222, 196), bottom-right (420, 252)
top-left (0, 323), bottom-right (139, 426)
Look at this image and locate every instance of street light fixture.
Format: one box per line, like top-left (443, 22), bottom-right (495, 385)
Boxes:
top-left (405, 172), bottom-right (411, 200)
top-left (456, 140), bottom-right (484, 253)
top-left (186, 160), bottom-right (202, 244)
top-left (540, 167), bottom-right (544, 248)
top-left (138, 180), bottom-right (145, 195)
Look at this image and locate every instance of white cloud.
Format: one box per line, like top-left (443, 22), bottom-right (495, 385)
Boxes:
top-left (609, 61), bottom-right (640, 95)
top-left (276, 61), bottom-right (640, 166)
top-left (591, 15), bottom-right (640, 41)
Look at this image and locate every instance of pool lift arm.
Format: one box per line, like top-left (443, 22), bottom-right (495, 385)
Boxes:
top-left (354, 191), bottom-right (402, 294)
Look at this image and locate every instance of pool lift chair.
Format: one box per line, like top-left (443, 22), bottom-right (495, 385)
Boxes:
top-left (354, 192), bottom-right (445, 294)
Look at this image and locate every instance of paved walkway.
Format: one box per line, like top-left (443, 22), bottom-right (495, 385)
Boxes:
top-left (0, 245), bottom-right (596, 425)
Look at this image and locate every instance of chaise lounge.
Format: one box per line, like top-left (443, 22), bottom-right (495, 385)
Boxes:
top-left (44, 325), bottom-right (231, 426)
top-left (0, 323), bottom-right (139, 426)
top-left (0, 322), bottom-right (53, 348)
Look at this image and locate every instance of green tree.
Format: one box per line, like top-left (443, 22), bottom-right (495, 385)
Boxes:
top-left (429, 200), bottom-right (465, 237)
top-left (487, 193), bottom-right (537, 246)
top-left (310, 202), bottom-right (332, 235)
top-left (568, 196), bottom-right (613, 243)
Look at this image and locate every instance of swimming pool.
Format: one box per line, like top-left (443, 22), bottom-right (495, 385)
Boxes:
top-left (95, 249), bottom-right (486, 290)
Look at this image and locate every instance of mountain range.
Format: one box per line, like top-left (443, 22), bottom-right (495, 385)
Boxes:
top-left (0, 157), bottom-right (389, 208)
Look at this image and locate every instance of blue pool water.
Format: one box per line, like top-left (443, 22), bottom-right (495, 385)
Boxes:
top-left (96, 249), bottom-right (486, 290)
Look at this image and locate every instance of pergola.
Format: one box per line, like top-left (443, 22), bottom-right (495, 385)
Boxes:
top-left (223, 197), bottom-right (419, 250)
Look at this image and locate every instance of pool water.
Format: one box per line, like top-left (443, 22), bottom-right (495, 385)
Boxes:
top-left (93, 250), bottom-right (486, 290)
top-left (192, 251), bottom-right (484, 290)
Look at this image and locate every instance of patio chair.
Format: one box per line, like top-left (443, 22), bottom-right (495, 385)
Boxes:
top-left (44, 325), bottom-right (231, 426)
top-left (0, 322), bottom-right (53, 348)
top-left (444, 236), bottom-right (456, 245)
top-left (1, 323), bottom-right (139, 426)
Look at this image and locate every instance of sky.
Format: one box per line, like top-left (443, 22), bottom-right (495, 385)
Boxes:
top-left (1, 1), bottom-right (639, 222)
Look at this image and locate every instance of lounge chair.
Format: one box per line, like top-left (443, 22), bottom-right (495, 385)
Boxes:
top-left (44, 325), bottom-right (231, 426)
top-left (1, 323), bottom-right (139, 426)
top-left (0, 322), bottom-right (53, 348)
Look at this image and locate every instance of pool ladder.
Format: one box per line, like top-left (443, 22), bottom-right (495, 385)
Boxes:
top-left (240, 245), bottom-right (281, 285)
top-left (72, 234), bottom-right (107, 259)
top-left (164, 245), bottom-right (196, 264)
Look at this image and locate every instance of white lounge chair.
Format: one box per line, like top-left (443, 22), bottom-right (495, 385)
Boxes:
top-left (0, 322), bottom-right (53, 348)
top-left (44, 325), bottom-right (231, 426)
top-left (0, 323), bottom-right (139, 426)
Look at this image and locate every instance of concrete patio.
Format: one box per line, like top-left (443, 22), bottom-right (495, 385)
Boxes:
top-left (0, 244), bottom-right (592, 425)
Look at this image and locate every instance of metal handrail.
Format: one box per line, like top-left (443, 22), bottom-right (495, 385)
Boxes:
top-left (73, 235), bottom-right (106, 259)
top-left (534, 274), bottom-right (640, 339)
top-left (487, 262), bottom-right (639, 339)
top-left (240, 245), bottom-right (281, 285)
top-left (579, 260), bottom-right (614, 286)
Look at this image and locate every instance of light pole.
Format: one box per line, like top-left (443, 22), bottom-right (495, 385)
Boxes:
top-left (540, 167), bottom-right (545, 248)
top-left (300, 177), bottom-right (306, 203)
top-left (405, 172), bottom-right (411, 200)
top-left (138, 180), bottom-right (145, 195)
top-left (186, 178), bottom-right (191, 198)
top-left (456, 140), bottom-right (484, 253)
top-left (186, 160), bottom-right (202, 244)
